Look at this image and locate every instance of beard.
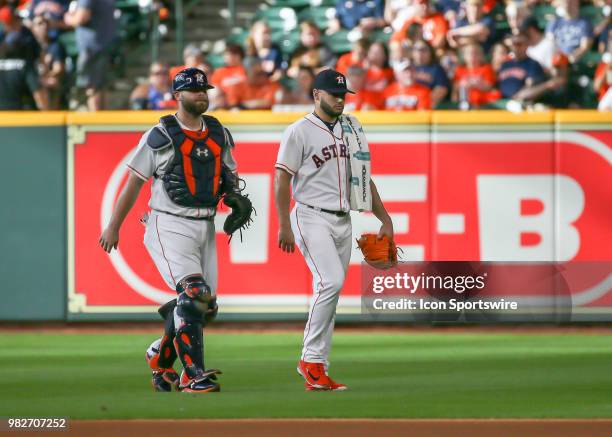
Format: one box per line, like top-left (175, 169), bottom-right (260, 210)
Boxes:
top-left (320, 98), bottom-right (343, 119)
top-left (182, 98), bottom-right (209, 116)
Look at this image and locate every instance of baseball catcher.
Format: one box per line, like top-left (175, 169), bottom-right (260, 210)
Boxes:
top-left (100, 67), bottom-right (253, 393)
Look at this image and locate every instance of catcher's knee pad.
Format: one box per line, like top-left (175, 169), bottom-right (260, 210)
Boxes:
top-left (176, 274), bottom-right (213, 302)
top-left (176, 274), bottom-right (216, 324)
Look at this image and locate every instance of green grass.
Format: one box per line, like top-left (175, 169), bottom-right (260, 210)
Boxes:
top-left (1, 332), bottom-right (612, 419)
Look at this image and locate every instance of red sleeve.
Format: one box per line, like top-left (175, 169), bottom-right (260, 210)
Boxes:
top-left (385, 68), bottom-right (395, 83)
top-left (431, 15), bottom-right (449, 46)
top-left (594, 62), bottom-right (606, 81)
top-left (225, 82), bottom-right (243, 107)
top-left (391, 19), bottom-right (412, 43)
top-left (364, 91), bottom-right (385, 109)
top-left (453, 66), bottom-right (466, 85)
top-left (483, 65), bottom-right (496, 86)
top-left (336, 54), bottom-right (350, 75)
top-left (210, 69), bottom-right (223, 87)
top-left (418, 88), bottom-right (432, 110)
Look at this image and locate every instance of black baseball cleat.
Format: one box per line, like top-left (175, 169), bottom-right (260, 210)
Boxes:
top-left (151, 369), bottom-right (180, 392)
top-left (179, 370), bottom-right (221, 393)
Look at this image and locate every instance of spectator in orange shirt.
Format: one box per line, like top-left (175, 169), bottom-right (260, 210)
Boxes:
top-left (227, 57), bottom-right (281, 110)
top-left (452, 43), bottom-right (500, 108)
top-left (383, 60), bottom-right (431, 110)
top-left (336, 38), bottom-right (370, 75)
top-left (364, 41), bottom-right (395, 92)
top-left (344, 65), bottom-right (385, 111)
top-left (389, 21), bottom-right (422, 72)
top-left (210, 44), bottom-right (247, 103)
top-left (391, 0), bottom-right (449, 51)
top-left (594, 51), bottom-right (611, 103)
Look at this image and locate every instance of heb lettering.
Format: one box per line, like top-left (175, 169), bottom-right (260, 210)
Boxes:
top-left (312, 143), bottom-right (348, 168)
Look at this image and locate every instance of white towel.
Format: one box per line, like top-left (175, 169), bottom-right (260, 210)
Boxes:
top-left (340, 114), bottom-right (372, 212)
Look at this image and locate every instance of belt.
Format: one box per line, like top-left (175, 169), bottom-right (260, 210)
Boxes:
top-left (153, 209), bottom-right (215, 221)
top-left (302, 204), bottom-right (348, 217)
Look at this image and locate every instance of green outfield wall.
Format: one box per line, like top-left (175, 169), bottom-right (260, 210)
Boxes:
top-left (0, 114), bottom-right (67, 320)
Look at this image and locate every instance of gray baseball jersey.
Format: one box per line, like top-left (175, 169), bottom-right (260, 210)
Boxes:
top-left (275, 113), bottom-right (351, 212)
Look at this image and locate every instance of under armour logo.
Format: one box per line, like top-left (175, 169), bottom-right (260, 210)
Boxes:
top-left (196, 73), bottom-right (204, 83)
top-left (336, 76), bottom-right (344, 84)
top-left (195, 148), bottom-right (209, 157)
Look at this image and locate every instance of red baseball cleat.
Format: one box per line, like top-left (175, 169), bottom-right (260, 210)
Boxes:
top-left (297, 360), bottom-right (332, 390)
top-left (304, 378), bottom-right (348, 391)
top-left (326, 376), bottom-right (348, 391)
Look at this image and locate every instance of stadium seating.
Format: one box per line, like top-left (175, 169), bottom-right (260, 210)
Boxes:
top-left (296, 6), bottom-right (335, 28)
top-left (272, 29), bottom-right (302, 56)
top-left (254, 5), bottom-right (298, 32)
top-left (323, 29), bottom-right (352, 54)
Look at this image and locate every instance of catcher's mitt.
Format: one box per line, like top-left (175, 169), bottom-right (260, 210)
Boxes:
top-left (223, 192), bottom-right (255, 241)
top-left (356, 234), bottom-right (398, 269)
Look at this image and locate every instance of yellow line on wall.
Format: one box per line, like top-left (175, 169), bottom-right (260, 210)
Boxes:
top-left (0, 111), bottom-right (66, 126)
top-left (555, 110), bottom-right (612, 124)
top-left (0, 110), bottom-right (610, 127)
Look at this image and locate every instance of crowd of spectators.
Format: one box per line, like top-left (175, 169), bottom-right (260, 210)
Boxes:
top-left (0, 0), bottom-right (117, 110)
top-left (1, 0), bottom-right (611, 111)
top-left (242, 0), bottom-right (610, 111)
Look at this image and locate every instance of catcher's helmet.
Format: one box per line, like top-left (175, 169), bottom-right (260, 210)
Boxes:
top-left (172, 67), bottom-right (214, 92)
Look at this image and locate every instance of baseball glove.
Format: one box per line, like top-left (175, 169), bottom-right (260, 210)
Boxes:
top-left (223, 192), bottom-right (255, 241)
top-left (356, 234), bottom-right (398, 269)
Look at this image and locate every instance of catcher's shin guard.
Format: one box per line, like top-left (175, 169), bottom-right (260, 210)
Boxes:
top-left (147, 299), bottom-right (178, 369)
top-left (173, 275), bottom-right (213, 379)
top-left (156, 316), bottom-right (178, 369)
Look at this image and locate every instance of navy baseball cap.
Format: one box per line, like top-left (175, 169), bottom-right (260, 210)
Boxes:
top-left (172, 67), bottom-right (215, 92)
top-left (313, 69), bottom-right (355, 95)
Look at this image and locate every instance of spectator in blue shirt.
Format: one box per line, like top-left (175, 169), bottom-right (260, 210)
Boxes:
top-left (411, 38), bottom-right (450, 107)
top-left (329, 0), bottom-right (386, 36)
top-left (27, 0), bottom-right (70, 37)
top-left (64, 0), bottom-right (117, 110)
top-left (436, 0), bottom-right (462, 28)
top-left (0, 5), bottom-right (46, 110)
top-left (447, 0), bottom-right (496, 52)
top-left (30, 12), bottom-right (66, 109)
top-left (246, 20), bottom-right (284, 81)
top-left (498, 34), bottom-right (546, 101)
top-left (545, 0), bottom-right (593, 63)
